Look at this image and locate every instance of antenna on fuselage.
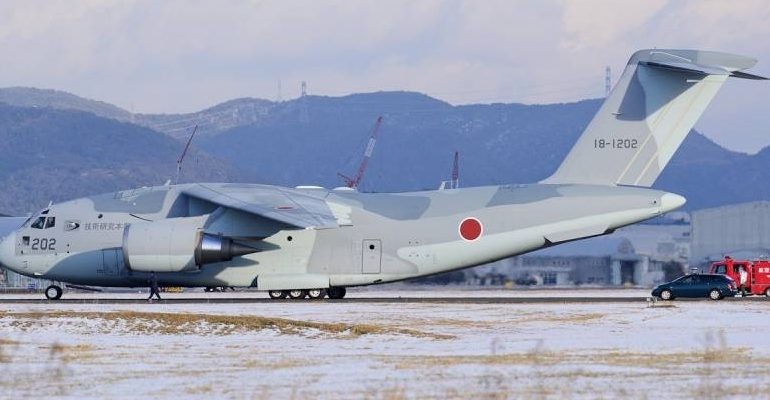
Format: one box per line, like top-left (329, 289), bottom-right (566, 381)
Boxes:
top-left (175, 124), bottom-right (198, 185)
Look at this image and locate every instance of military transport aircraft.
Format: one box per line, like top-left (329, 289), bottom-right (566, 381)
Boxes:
top-left (0, 49), bottom-right (765, 300)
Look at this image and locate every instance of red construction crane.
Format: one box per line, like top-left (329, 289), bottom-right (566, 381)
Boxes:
top-left (438, 151), bottom-right (460, 190)
top-left (338, 116), bottom-right (383, 189)
top-left (175, 124), bottom-right (198, 184)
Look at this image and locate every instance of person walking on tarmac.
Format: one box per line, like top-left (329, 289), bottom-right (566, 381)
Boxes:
top-left (147, 272), bottom-right (162, 301)
top-left (738, 265), bottom-right (748, 296)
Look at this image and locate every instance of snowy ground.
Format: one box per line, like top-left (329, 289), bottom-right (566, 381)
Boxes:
top-left (0, 289), bottom-right (768, 399)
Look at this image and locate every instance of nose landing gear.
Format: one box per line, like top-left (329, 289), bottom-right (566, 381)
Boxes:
top-left (44, 285), bottom-right (63, 300)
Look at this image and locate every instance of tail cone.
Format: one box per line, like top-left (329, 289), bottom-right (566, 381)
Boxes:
top-left (195, 233), bottom-right (259, 265)
top-left (228, 241), bottom-right (259, 258)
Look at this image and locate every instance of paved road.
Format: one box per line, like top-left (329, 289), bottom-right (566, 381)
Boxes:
top-left (0, 296), bottom-right (766, 304)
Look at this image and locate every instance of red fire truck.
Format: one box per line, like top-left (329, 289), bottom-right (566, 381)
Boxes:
top-left (709, 256), bottom-right (770, 297)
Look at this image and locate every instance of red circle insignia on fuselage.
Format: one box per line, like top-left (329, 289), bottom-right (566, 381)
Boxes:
top-left (459, 217), bottom-right (483, 241)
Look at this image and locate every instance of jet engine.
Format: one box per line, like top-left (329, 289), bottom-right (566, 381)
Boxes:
top-left (121, 219), bottom-right (257, 273)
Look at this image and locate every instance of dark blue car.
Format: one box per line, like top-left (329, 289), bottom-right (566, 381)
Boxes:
top-left (651, 274), bottom-right (737, 301)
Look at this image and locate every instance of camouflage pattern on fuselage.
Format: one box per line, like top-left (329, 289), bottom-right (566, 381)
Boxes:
top-left (0, 182), bottom-right (682, 289)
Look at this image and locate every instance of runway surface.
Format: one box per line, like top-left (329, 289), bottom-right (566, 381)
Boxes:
top-left (0, 293), bottom-right (767, 304)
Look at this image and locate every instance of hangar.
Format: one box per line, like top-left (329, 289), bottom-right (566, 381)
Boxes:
top-left (691, 201), bottom-right (770, 265)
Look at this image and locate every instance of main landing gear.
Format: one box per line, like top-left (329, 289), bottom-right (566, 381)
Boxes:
top-left (267, 287), bottom-right (346, 300)
top-left (45, 285), bottom-right (63, 300)
top-left (327, 287), bottom-right (346, 299)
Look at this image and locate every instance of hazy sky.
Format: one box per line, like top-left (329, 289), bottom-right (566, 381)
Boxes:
top-left (1, 0), bottom-right (769, 153)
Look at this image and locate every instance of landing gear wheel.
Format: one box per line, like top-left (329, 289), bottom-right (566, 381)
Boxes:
top-left (45, 285), bottom-right (63, 300)
top-left (709, 289), bottom-right (722, 300)
top-left (307, 289), bottom-right (325, 299)
top-left (288, 289), bottom-right (307, 299)
top-left (660, 289), bottom-right (672, 301)
top-left (327, 287), bottom-right (346, 299)
top-left (268, 290), bottom-right (287, 299)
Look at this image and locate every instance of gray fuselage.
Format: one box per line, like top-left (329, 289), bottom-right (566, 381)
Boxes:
top-left (0, 182), bottom-right (683, 290)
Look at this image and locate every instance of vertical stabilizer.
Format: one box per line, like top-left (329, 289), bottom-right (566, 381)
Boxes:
top-left (543, 49), bottom-right (766, 187)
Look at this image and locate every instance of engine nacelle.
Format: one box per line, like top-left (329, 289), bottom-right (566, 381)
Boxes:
top-left (122, 219), bottom-right (257, 273)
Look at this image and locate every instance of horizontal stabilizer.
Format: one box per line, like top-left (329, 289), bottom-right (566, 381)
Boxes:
top-left (642, 58), bottom-right (768, 80)
top-left (641, 61), bottom-right (729, 77)
top-left (730, 70), bottom-right (768, 80)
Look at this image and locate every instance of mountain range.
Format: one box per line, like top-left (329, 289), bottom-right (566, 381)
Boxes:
top-left (0, 86), bottom-right (766, 215)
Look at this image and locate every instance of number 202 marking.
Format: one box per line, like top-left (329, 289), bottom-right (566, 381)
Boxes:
top-left (31, 238), bottom-right (56, 251)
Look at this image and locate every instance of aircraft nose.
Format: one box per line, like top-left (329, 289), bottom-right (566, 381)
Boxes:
top-left (659, 193), bottom-right (686, 213)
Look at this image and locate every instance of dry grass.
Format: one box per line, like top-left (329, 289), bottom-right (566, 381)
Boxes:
top-left (412, 317), bottom-right (495, 329)
top-left (240, 358), bottom-right (307, 369)
top-left (386, 347), bottom-right (768, 370)
top-left (43, 343), bottom-right (95, 362)
top-left (185, 384), bottom-right (214, 395)
top-left (412, 312), bottom-right (606, 331)
top-left (0, 311), bottom-right (453, 339)
top-left (376, 341), bottom-right (770, 399)
top-left (0, 338), bottom-right (20, 363)
top-left (512, 312), bottom-right (606, 324)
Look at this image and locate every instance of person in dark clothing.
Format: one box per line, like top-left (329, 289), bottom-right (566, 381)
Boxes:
top-left (147, 272), bottom-right (162, 301)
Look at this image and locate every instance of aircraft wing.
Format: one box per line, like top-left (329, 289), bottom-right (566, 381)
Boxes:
top-left (181, 184), bottom-right (338, 229)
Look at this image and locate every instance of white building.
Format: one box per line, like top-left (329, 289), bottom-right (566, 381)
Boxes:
top-left (691, 201), bottom-right (770, 264)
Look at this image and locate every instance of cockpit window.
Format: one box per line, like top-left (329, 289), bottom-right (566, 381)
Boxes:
top-left (30, 216), bottom-right (55, 229)
top-left (31, 217), bottom-right (46, 229)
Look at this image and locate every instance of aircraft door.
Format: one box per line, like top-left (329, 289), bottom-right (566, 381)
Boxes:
top-left (362, 239), bottom-right (381, 274)
top-left (101, 249), bottom-right (121, 276)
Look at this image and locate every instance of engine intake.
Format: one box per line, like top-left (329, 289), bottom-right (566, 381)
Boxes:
top-left (122, 218), bottom-right (258, 273)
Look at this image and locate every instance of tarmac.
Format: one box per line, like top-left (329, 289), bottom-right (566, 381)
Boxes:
top-left (0, 293), bottom-right (767, 304)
